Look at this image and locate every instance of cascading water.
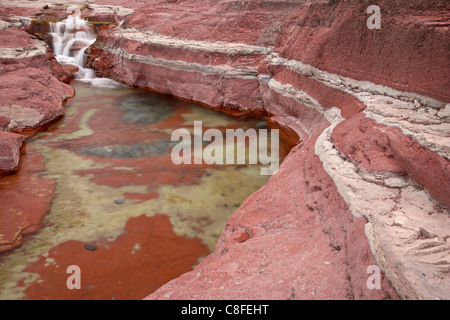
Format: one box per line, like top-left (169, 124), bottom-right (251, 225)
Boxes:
top-left (50, 13), bottom-right (119, 88)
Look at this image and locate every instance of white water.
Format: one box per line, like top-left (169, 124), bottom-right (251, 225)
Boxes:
top-left (50, 14), bottom-right (121, 88)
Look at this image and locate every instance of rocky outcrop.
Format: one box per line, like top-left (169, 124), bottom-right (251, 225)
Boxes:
top-left (0, 27), bottom-right (74, 131)
top-left (86, 0), bottom-right (450, 299)
top-left (0, 131), bottom-right (24, 175)
top-left (0, 8), bottom-right (75, 252)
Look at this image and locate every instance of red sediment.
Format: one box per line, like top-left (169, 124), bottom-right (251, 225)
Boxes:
top-left (74, 154), bottom-right (207, 189)
top-left (124, 192), bottom-right (159, 203)
top-left (22, 214), bottom-right (210, 300)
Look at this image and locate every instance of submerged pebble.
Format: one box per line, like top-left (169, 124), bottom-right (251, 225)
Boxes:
top-left (85, 244), bottom-right (97, 251)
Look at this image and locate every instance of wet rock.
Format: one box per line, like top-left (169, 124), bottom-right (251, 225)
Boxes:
top-left (0, 131), bottom-right (24, 175)
top-left (60, 63), bottom-right (79, 77)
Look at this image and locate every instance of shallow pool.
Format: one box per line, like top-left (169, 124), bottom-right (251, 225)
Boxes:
top-left (0, 81), bottom-right (285, 300)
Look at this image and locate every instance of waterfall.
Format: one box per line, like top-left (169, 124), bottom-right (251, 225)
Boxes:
top-left (50, 14), bottom-right (120, 88)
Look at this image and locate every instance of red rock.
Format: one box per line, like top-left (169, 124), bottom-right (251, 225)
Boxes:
top-left (0, 131), bottom-right (24, 175)
top-left (22, 215), bottom-right (209, 300)
top-left (274, 0), bottom-right (449, 102)
top-left (0, 67), bottom-right (70, 133)
top-left (0, 6), bottom-right (40, 21)
top-left (272, 67), bottom-right (366, 119)
top-left (121, 1), bottom-right (297, 44)
top-left (331, 113), bottom-right (406, 175)
top-left (61, 63), bottom-right (79, 76)
top-left (0, 116), bottom-right (10, 130)
top-left (89, 0), bottom-right (449, 102)
top-left (93, 0), bottom-right (152, 10)
top-left (384, 127), bottom-right (450, 208)
top-left (0, 28), bottom-right (37, 48)
top-left (148, 138), bottom-right (399, 300)
top-left (86, 44), bottom-right (265, 114)
top-left (46, 50), bottom-right (75, 84)
top-left (260, 82), bottom-right (330, 140)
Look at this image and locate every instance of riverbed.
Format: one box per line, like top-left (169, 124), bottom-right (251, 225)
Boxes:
top-left (0, 81), bottom-right (284, 300)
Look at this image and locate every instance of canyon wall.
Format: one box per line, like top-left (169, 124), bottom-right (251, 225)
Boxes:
top-left (86, 0), bottom-right (450, 300)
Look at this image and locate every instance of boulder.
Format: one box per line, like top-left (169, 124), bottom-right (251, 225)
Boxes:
top-left (0, 131), bottom-right (24, 175)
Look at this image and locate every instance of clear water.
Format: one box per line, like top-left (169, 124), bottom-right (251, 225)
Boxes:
top-left (0, 81), bottom-right (280, 299)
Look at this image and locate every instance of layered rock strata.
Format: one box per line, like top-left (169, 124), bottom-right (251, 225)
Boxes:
top-left (86, 0), bottom-right (450, 299)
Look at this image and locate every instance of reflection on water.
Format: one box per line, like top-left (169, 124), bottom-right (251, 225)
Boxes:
top-left (0, 81), bottom-right (286, 300)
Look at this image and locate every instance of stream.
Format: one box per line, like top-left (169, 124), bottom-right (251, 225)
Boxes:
top-left (0, 14), bottom-right (285, 300)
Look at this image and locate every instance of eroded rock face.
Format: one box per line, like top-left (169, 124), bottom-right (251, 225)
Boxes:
top-left (86, 0), bottom-right (449, 299)
top-left (0, 131), bottom-right (24, 175)
top-left (0, 145), bottom-right (56, 252)
top-left (148, 137), bottom-right (399, 300)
